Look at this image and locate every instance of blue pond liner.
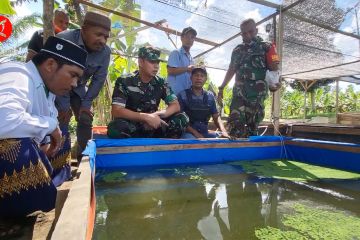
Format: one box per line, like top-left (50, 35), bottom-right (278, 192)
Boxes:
top-left (83, 136), bottom-right (360, 173)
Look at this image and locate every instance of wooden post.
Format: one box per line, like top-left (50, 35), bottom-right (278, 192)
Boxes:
top-left (304, 81), bottom-right (308, 119)
top-left (43, 0), bottom-right (54, 43)
top-left (273, 11), bottom-right (283, 136)
top-left (336, 78), bottom-right (339, 117)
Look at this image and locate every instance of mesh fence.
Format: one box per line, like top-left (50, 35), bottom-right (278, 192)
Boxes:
top-left (93, 0), bottom-right (360, 82)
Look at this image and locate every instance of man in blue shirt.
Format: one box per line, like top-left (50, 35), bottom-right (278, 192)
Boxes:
top-left (177, 67), bottom-right (229, 139)
top-left (167, 27), bottom-right (197, 95)
top-left (54, 11), bottom-right (111, 168)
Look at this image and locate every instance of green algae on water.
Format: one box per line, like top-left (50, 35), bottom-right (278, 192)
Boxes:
top-left (174, 167), bottom-right (208, 184)
top-left (255, 204), bottom-right (360, 240)
top-left (229, 159), bottom-right (360, 181)
top-left (156, 167), bottom-right (208, 184)
top-left (102, 171), bottom-right (127, 183)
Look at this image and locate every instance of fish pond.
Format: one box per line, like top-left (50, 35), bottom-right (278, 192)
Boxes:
top-left (93, 159), bottom-right (360, 240)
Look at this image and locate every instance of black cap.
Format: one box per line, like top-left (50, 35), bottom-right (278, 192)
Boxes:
top-left (191, 66), bottom-right (207, 75)
top-left (181, 27), bottom-right (197, 36)
top-left (40, 36), bottom-right (87, 69)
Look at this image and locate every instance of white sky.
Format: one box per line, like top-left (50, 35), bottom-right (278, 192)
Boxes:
top-left (11, 0), bottom-right (360, 90)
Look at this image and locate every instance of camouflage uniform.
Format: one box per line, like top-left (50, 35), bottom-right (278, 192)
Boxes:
top-left (108, 54), bottom-right (189, 138)
top-left (228, 36), bottom-right (271, 138)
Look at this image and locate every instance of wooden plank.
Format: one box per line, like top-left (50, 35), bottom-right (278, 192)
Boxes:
top-left (337, 112), bottom-right (360, 126)
top-left (96, 141), bottom-right (281, 155)
top-left (77, 0), bottom-right (218, 46)
top-left (285, 140), bottom-right (360, 153)
top-left (116, 19), bottom-right (167, 38)
top-left (290, 125), bottom-right (360, 135)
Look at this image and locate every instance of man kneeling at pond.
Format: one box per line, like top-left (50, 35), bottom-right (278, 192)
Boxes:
top-left (177, 66), bottom-right (229, 139)
top-left (107, 46), bottom-right (189, 138)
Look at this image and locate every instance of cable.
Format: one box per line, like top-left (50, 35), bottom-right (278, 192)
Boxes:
top-left (152, 0), bottom-right (240, 29)
top-left (344, 0), bottom-right (360, 16)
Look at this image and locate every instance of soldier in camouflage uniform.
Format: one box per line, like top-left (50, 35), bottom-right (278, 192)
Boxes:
top-left (218, 19), bottom-right (280, 138)
top-left (107, 46), bottom-right (189, 138)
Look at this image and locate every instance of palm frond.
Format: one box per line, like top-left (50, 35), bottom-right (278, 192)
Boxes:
top-left (11, 13), bottom-right (42, 39)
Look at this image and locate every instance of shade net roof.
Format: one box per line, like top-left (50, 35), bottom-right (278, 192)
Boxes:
top-left (91, 0), bottom-right (360, 82)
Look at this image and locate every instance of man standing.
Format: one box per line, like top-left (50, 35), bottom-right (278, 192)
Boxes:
top-left (26, 8), bottom-right (69, 62)
top-left (55, 11), bottom-right (111, 166)
top-left (0, 36), bottom-right (87, 217)
top-left (167, 27), bottom-right (197, 95)
top-left (218, 19), bottom-right (280, 138)
top-left (177, 67), bottom-right (229, 139)
top-left (107, 46), bottom-right (188, 138)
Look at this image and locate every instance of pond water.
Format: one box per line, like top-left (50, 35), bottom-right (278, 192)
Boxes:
top-left (93, 160), bottom-right (360, 240)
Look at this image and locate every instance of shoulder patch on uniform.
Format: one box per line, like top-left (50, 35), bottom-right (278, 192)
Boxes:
top-left (154, 75), bottom-right (166, 85)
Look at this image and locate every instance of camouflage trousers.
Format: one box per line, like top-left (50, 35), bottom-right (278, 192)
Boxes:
top-left (107, 112), bottom-right (189, 138)
top-left (228, 94), bottom-right (266, 138)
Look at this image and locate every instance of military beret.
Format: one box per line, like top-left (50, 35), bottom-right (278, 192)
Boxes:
top-left (181, 27), bottom-right (197, 36)
top-left (83, 11), bottom-right (111, 31)
top-left (191, 66), bottom-right (207, 75)
top-left (41, 36), bottom-right (87, 69)
top-left (138, 46), bottom-right (165, 62)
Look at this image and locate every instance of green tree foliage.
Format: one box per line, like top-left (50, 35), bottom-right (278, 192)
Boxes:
top-left (93, 0), bottom-right (141, 125)
top-left (280, 82), bottom-right (360, 119)
top-left (0, 13), bottom-right (42, 62)
top-left (0, 0), bottom-right (16, 15)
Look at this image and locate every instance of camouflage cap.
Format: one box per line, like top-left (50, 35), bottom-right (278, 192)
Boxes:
top-left (138, 46), bottom-right (164, 62)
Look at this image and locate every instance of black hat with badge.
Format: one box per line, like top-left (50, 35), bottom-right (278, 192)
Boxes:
top-left (40, 36), bottom-right (88, 69)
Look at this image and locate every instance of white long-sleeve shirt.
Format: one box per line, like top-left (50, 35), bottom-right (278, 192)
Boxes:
top-left (0, 61), bottom-right (58, 143)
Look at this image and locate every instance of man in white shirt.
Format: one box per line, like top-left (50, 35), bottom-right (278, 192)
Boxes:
top-left (0, 36), bottom-right (87, 218)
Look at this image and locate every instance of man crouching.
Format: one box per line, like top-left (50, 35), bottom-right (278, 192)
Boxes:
top-left (107, 46), bottom-right (189, 138)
